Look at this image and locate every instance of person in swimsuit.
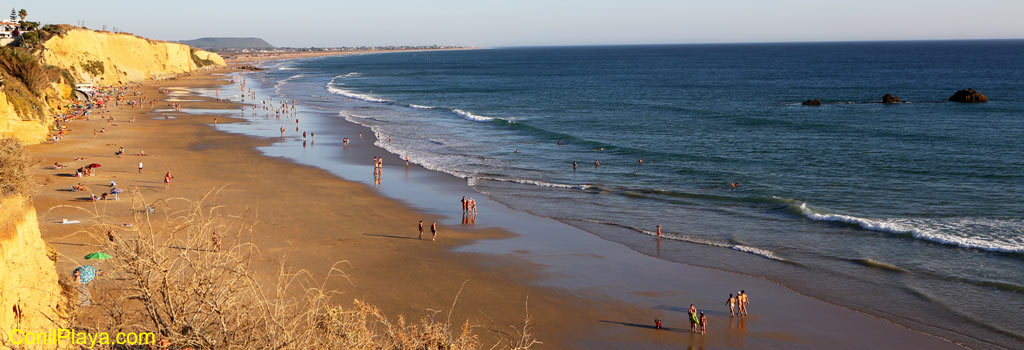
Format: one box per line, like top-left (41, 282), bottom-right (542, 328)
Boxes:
top-left (418, 220), bottom-right (424, 240)
top-left (573, 161), bottom-right (577, 170)
top-left (740, 290), bottom-right (749, 316)
top-left (431, 222), bottom-right (437, 241)
top-left (726, 293), bottom-right (736, 317)
top-left (656, 225), bottom-right (662, 237)
top-left (688, 304), bottom-right (699, 332)
top-left (699, 312), bottom-right (707, 335)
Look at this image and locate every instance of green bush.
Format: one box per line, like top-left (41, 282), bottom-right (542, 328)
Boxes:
top-left (190, 48), bottom-right (214, 68)
top-left (82, 60), bottom-right (104, 76)
top-left (19, 31), bottom-right (40, 46)
top-left (20, 21), bottom-right (39, 31)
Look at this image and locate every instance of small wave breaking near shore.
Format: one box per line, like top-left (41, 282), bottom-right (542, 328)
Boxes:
top-left (795, 203), bottom-right (1024, 254)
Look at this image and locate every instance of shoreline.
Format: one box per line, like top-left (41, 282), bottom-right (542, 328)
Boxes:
top-left (213, 60), bottom-right (974, 349)
top-left (27, 65), bottom-right (966, 349)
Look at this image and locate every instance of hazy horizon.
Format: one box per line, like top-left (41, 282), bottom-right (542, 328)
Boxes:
top-left (18, 0), bottom-right (1024, 47)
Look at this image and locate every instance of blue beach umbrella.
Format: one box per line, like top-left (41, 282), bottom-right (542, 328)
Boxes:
top-left (73, 265), bottom-right (96, 284)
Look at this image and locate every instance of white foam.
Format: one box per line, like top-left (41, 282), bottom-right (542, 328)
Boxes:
top-left (732, 245), bottom-right (786, 261)
top-left (278, 67), bottom-right (297, 71)
top-left (452, 109), bottom-right (494, 122)
top-left (326, 86), bottom-right (389, 103)
top-left (409, 104), bottom-right (434, 109)
top-left (797, 203), bottom-right (1024, 253)
top-left (469, 176), bottom-right (590, 190)
top-left (636, 228), bottom-right (788, 261)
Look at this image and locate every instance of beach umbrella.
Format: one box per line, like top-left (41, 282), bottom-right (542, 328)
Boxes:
top-left (73, 265), bottom-right (96, 284)
top-left (88, 163), bottom-right (102, 168)
top-left (84, 252), bottom-right (111, 260)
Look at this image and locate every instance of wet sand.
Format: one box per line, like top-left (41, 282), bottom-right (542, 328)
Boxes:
top-left (27, 68), bottom-right (964, 349)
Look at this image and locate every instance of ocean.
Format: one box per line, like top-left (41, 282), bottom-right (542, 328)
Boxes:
top-left (217, 41), bottom-right (1024, 348)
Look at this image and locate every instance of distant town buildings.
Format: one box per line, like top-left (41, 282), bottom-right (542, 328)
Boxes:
top-left (0, 8), bottom-right (23, 46)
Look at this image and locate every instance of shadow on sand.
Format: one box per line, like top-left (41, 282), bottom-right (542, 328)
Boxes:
top-left (363, 233), bottom-right (422, 241)
top-left (599, 320), bottom-right (690, 333)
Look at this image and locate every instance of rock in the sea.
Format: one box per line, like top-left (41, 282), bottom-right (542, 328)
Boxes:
top-left (948, 89), bottom-right (988, 103)
top-left (881, 94), bottom-right (900, 104)
top-left (801, 99), bottom-right (822, 106)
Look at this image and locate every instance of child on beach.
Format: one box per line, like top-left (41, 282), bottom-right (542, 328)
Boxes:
top-left (699, 312), bottom-right (707, 335)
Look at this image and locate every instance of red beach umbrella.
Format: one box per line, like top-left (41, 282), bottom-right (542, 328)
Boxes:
top-left (88, 163), bottom-right (102, 168)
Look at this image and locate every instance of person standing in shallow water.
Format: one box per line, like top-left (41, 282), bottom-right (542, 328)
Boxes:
top-left (726, 293), bottom-right (736, 317)
top-left (688, 304), bottom-right (699, 332)
top-left (699, 312), bottom-right (707, 335)
top-left (739, 290), bottom-right (750, 316)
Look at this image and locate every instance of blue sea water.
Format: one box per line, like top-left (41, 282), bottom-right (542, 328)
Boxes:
top-left (240, 41), bottom-right (1024, 348)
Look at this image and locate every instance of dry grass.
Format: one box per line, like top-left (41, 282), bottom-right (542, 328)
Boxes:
top-left (0, 137), bottom-right (33, 197)
top-left (60, 189), bottom-right (541, 349)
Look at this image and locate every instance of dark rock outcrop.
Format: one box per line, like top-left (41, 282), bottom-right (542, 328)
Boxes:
top-left (881, 94), bottom-right (900, 104)
top-left (801, 99), bottom-right (822, 106)
top-left (948, 89), bottom-right (988, 103)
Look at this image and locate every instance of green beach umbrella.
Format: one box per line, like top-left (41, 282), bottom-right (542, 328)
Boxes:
top-left (84, 252), bottom-right (111, 260)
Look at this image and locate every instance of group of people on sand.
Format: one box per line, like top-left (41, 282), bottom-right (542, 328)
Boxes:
top-left (652, 290), bottom-right (750, 336)
top-left (417, 220), bottom-right (438, 241)
top-left (726, 290), bottom-right (750, 317)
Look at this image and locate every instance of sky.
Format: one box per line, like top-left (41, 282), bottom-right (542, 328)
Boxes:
top-left (12, 0), bottom-right (1024, 47)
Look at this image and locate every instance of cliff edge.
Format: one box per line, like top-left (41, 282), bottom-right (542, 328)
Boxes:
top-left (0, 195), bottom-right (66, 349)
top-left (0, 29), bottom-right (225, 144)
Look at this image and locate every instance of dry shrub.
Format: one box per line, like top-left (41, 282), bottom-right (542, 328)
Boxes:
top-left (0, 137), bottom-right (33, 196)
top-left (65, 189), bottom-right (539, 349)
top-left (0, 47), bottom-right (57, 95)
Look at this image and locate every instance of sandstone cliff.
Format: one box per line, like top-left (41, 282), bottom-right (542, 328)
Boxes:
top-left (0, 29), bottom-right (225, 144)
top-left (0, 195), bottom-right (65, 349)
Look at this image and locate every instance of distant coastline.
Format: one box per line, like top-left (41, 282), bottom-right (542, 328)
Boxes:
top-left (219, 47), bottom-right (478, 64)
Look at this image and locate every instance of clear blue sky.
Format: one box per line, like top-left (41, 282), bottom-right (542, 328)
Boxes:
top-left (14, 0), bottom-right (1024, 47)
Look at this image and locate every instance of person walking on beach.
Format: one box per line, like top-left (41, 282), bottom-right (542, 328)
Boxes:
top-left (138, 161), bottom-right (143, 173)
top-left (164, 171), bottom-right (173, 189)
top-left (726, 293), bottom-right (736, 317)
top-left (739, 290), bottom-right (749, 316)
top-left (431, 222), bottom-right (437, 241)
top-left (418, 220), bottom-right (425, 239)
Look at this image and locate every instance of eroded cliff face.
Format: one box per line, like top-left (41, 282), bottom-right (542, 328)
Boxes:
top-left (0, 29), bottom-right (225, 144)
top-left (41, 29), bottom-right (226, 84)
top-left (0, 195), bottom-right (65, 349)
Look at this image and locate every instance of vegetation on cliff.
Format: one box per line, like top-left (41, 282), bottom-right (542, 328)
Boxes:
top-left (0, 46), bottom-right (66, 120)
top-left (0, 138), bottom-right (32, 196)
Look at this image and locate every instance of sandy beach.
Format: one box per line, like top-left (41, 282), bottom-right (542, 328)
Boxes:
top-left (25, 67), bottom-right (967, 349)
